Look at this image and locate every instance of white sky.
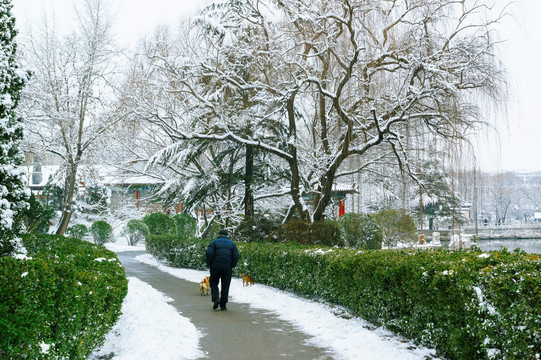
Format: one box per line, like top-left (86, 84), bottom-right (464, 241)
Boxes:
top-left (12, 0), bottom-right (541, 173)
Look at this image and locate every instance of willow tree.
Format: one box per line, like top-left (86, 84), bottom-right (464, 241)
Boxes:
top-left (137, 0), bottom-right (506, 222)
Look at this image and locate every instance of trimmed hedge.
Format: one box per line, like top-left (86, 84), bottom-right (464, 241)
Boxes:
top-left (0, 234), bottom-right (128, 359)
top-left (90, 220), bottom-right (114, 245)
top-left (146, 234), bottom-right (207, 270)
top-left (148, 236), bottom-right (541, 360)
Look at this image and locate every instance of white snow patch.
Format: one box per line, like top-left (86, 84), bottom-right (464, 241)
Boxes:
top-left (104, 242), bottom-right (146, 253)
top-left (90, 277), bottom-right (203, 360)
top-left (39, 342), bottom-right (51, 354)
top-left (473, 286), bottom-right (497, 315)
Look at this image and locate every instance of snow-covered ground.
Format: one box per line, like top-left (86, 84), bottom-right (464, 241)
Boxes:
top-left (89, 276), bottom-right (204, 360)
top-left (94, 242), bottom-right (440, 360)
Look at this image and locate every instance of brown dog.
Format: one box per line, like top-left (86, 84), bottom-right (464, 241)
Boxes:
top-left (199, 276), bottom-right (210, 295)
top-left (239, 273), bottom-right (255, 287)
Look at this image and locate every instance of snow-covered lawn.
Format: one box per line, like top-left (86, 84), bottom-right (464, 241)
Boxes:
top-left (95, 243), bottom-right (440, 360)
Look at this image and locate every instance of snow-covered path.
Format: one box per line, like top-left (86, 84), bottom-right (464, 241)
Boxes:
top-left (91, 245), bottom-right (441, 360)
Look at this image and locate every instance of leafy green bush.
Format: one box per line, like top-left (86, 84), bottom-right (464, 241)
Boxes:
top-left (233, 212), bottom-right (281, 242)
top-left (339, 212), bottom-right (382, 249)
top-left (90, 220), bottom-right (114, 245)
top-left (17, 194), bottom-right (55, 234)
top-left (66, 224), bottom-right (89, 240)
top-left (158, 237), bottom-right (541, 360)
top-left (173, 213), bottom-right (196, 237)
top-left (270, 219), bottom-right (343, 246)
top-left (146, 234), bottom-right (207, 270)
top-left (143, 212), bottom-right (176, 236)
top-left (0, 234), bottom-right (127, 359)
top-left (122, 219), bottom-right (150, 246)
top-left (43, 182), bottom-right (65, 212)
top-left (374, 209), bottom-right (417, 247)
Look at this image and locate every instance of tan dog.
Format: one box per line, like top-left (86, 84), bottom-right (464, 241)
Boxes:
top-left (239, 273), bottom-right (255, 287)
top-left (199, 276), bottom-right (210, 295)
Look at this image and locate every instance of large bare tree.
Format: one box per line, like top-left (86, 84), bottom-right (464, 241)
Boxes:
top-left (131, 0), bottom-right (507, 223)
top-left (20, 0), bottom-right (120, 234)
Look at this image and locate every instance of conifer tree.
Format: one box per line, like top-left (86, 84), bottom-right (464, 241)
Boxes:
top-left (0, 0), bottom-right (29, 257)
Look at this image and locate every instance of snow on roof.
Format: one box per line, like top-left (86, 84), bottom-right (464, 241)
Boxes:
top-left (25, 164), bottom-right (163, 189)
top-left (332, 182), bottom-right (357, 193)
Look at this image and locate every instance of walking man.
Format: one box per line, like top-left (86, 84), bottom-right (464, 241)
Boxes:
top-left (205, 229), bottom-right (239, 310)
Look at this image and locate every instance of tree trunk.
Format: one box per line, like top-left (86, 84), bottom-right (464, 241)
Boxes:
top-left (244, 144), bottom-right (254, 220)
top-left (286, 93), bottom-right (310, 222)
top-left (55, 166), bottom-right (78, 235)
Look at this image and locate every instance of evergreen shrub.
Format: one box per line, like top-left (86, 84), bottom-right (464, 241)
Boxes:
top-left (81, 183), bottom-right (111, 214)
top-left (143, 212), bottom-right (176, 236)
top-left (65, 224), bottom-right (89, 240)
top-left (90, 220), bottom-right (114, 245)
top-left (233, 212), bottom-right (281, 242)
top-left (374, 209), bottom-right (417, 247)
top-left (17, 194), bottom-right (55, 234)
top-left (270, 219), bottom-right (343, 246)
top-left (339, 213), bottom-right (382, 249)
top-left (157, 236), bottom-right (540, 360)
top-left (173, 213), bottom-right (196, 237)
top-left (0, 234), bottom-right (127, 359)
top-left (122, 219), bottom-right (149, 246)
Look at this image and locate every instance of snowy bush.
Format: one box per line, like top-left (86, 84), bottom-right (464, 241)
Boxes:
top-left (374, 209), bottom-right (417, 247)
top-left (159, 236), bottom-right (541, 360)
top-left (65, 224), bottom-right (89, 240)
top-left (233, 212), bottom-right (281, 242)
top-left (80, 183), bottom-right (111, 215)
top-left (143, 212), bottom-right (176, 236)
top-left (0, 234), bottom-right (127, 359)
top-left (90, 220), bottom-right (114, 245)
top-left (122, 219), bottom-right (149, 246)
top-left (339, 213), bottom-right (382, 249)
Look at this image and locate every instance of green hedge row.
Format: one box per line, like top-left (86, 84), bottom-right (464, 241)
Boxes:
top-left (146, 234), bottom-right (207, 270)
top-left (146, 235), bottom-right (541, 360)
top-left (0, 234), bottom-right (128, 359)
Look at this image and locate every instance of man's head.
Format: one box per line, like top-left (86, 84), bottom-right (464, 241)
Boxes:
top-left (218, 229), bottom-right (229, 237)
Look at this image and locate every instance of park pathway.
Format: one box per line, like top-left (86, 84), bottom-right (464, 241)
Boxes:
top-left (116, 251), bottom-right (334, 360)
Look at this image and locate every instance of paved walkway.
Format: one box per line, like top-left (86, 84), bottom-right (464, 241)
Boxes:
top-left (117, 251), bottom-right (334, 360)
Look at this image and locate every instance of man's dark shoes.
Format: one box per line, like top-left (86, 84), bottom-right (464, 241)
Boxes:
top-left (213, 300), bottom-right (220, 310)
top-left (220, 304), bottom-right (227, 311)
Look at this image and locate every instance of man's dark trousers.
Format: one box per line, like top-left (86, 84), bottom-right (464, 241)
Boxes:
top-left (210, 268), bottom-right (233, 307)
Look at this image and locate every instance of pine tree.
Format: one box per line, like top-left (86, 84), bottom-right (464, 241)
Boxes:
top-left (0, 0), bottom-right (29, 257)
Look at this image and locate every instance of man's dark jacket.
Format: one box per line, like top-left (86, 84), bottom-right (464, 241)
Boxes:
top-left (206, 235), bottom-right (239, 270)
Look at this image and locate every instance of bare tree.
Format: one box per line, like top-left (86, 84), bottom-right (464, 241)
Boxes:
top-left (20, 0), bottom-right (120, 234)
